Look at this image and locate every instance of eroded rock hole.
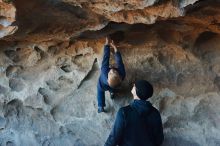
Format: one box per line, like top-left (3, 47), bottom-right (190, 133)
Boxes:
top-left (4, 99), bottom-right (23, 117)
top-left (60, 65), bottom-right (72, 72)
top-left (38, 88), bottom-right (51, 104)
top-left (6, 65), bottom-right (22, 78)
top-left (34, 46), bottom-right (47, 60)
top-left (9, 78), bottom-right (25, 92)
top-left (4, 50), bottom-right (19, 62)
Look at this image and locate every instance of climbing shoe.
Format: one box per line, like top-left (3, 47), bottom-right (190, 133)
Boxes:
top-left (110, 92), bottom-right (115, 99)
top-left (98, 107), bottom-right (106, 113)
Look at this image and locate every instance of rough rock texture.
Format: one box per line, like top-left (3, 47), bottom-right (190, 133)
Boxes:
top-left (0, 0), bottom-right (220, 146)
top-left (0, 1), bottom-right (17, 38)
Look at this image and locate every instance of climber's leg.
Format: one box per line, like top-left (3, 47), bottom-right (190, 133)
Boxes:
top-left (97, 85), bottom-right (106, 113)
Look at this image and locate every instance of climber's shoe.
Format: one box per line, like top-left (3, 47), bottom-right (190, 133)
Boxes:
top-left (110, 92), bottom-right (115, 100)
top-left (98, 107), bottom-right (106, 113)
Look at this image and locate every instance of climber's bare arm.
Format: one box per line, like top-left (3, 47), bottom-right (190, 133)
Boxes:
top-left (110, 40), bottom-right (118, 53)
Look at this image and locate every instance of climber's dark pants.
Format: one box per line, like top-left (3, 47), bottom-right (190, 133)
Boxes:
top-left (97, 86), bottom-right (105, 107)
top-left (97, 85), bottom-right (115, 107)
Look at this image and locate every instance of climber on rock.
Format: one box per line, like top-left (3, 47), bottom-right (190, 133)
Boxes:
top-left (105, 80), bottom-right (164, 146)
top-left (97, 37), bottom-right (126, 113)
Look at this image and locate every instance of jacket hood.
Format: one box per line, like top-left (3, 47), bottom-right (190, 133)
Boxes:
top-left (130, 99), bottom-right (153, 116)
